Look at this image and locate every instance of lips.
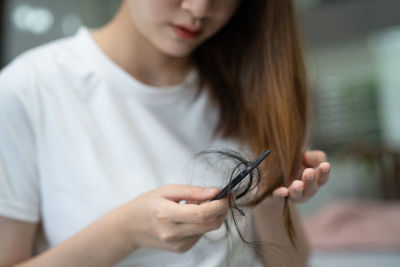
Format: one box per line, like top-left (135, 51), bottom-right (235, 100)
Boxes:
top-left (173, 24), bottom-right (202, 40)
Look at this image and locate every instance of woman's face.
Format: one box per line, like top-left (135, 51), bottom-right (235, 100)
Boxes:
top-left (124, 0), bottom-right (240, 58)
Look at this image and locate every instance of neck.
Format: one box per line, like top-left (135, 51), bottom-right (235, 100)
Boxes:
top-left (91, 3), bottom-right (192, 87)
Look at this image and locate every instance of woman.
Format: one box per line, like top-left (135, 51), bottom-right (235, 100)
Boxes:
top-left (0, 0), bottom-right (331, 266)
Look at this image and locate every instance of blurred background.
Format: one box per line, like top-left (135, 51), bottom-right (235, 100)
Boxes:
top-left (0, 0), bottom-right (399, 266)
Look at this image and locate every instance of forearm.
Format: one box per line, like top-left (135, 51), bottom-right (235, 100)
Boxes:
top-left (16, 211), bottom-right (137, 267)
top-left (253, 200), bottom-right (310, 267)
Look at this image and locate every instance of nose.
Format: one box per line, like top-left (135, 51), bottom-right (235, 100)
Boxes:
top-left (181, 0), bottom-right (213, 20)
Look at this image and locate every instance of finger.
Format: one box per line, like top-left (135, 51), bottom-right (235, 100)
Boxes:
top-left (304, 150), bottom-right (327, 167)
top-left (159, 184), bottom-right (219, 202)
top-left (316, 162), bottom-right (331, 186)
top-left (272, 187), bottom-right (289, 198)
top-left (171, 197), bottom-right (229, 223)
top-left (295, 164), bottom-right (307, 180)
top-left (185, 200), bottom-right (203, 204)
top-left (302, 168), bottom-right (317, 199)
top-left (169, 235), bottom-right (202, 253)
top-left (288, 180), bottom-right (304, 201)
top-left (177, 213), bottom-right (227, 237)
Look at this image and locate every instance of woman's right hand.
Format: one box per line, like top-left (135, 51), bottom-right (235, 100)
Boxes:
top-left (111, 184), bottom-right (229, 253)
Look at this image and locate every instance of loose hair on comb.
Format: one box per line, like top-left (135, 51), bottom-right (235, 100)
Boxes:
top-left (194, 149), bottom-right (297, 248)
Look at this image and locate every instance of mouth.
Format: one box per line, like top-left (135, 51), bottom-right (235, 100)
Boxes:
top-left (172, 24), bottom-right (203, 40)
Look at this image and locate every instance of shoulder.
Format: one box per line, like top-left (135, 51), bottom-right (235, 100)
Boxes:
top-left (0, 28), bottom-right (95, 127)
top-left (0, 28), bottom-right (95, 107)
top-left (0, 28), bottom-right (93, 92)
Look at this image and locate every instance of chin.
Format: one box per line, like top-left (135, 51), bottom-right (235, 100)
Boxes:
top-left (166, 50), bottom-right (193, 58)
top-left (164, 48), bottom-right (194, 58)
top-left (158, 42), bottom-right (197, 59)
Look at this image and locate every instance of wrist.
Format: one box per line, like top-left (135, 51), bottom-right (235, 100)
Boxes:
top-left (104, 207), bottom-right (140, 254)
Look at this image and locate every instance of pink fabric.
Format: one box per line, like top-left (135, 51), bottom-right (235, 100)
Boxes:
top-left (303, 201), bottom-right (400, 251)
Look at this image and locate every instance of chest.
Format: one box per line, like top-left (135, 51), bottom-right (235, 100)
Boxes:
top-left (33, 84), bottom-right (225, 245)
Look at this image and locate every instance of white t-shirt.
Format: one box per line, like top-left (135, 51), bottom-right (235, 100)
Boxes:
top-left (0, 27), bottom-right (263, 266)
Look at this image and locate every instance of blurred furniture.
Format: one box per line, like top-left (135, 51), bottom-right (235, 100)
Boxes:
top-left (299, 0), bottom-right (400, 48)
top-left (345, 146), bottom-right (400, 199)
top-left (310, 251), bottom-right (400, 267)
top-left (304, 200), bottom-right (400, 251)
top-left (311, 78), bottom-right (380, 153)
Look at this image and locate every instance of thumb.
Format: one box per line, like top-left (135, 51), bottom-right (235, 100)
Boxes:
top-left (158, 184), bottom-right (219, 202)
top-left (304, 150), bottom-right (327, 167)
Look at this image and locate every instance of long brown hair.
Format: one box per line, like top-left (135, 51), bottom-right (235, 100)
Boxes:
top-left (193, 0), bottom-right (309, 245)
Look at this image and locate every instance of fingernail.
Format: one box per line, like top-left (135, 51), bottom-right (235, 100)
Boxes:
top-left (322, 163), bottom-right (331, 173)
top-left (306, 174), bottom-right (315, 182)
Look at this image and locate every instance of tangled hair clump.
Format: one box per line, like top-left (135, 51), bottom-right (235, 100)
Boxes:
top-left (195, 149), bottom-right (265, 245)
top-left (193, 148), bottom-right (299, 267)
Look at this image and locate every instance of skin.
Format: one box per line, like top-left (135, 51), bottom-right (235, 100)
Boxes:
top-left (0, 0), bottom-right (331, 266)
top-left (0, 152), bottom-right (330, 266)
top-left (274, 150), bottom-right (331, 203)
top-left (256, 151), bottom-right (331, 266)
top-left (91, 0), bottom-right (240, 86)
top-left (2, 186), bottom-right (229, 267)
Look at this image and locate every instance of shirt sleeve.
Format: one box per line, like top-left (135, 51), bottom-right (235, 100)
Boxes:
top-left (0, 59), bottom-right (40, 222)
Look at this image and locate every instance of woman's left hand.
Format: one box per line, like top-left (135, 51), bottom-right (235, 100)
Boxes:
top-left (272, 150), bottom-right (331, 203)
